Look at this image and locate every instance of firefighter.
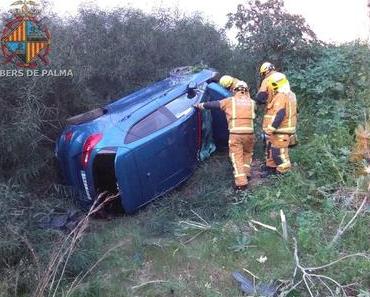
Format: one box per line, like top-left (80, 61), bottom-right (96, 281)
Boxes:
top-left (263, 72), bottom-right (297, 175)
top-left (219, 75), bottom-right (240, 91)
top-left (255, 62), bottom-right (277, 105)
top-left (195, 81), bottom-right (256, 190)
top-left (256, 62), bottom-right (298, 174)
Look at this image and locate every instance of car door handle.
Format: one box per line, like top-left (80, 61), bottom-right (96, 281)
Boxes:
top-left (146, 172), bottom-right (151, 177)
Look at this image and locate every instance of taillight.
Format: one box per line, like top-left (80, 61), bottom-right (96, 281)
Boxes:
top-left (65, 131), bottom-right (73, 142)
top-left (81, 133), bottom-right (103, 169)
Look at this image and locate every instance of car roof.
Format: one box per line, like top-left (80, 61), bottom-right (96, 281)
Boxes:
top-left (65, 68), bottom-right (218, 136)
top-left (105, 68), bottom-right (218, 116)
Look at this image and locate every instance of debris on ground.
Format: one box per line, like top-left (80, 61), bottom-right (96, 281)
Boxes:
top-left (256, 255), bottom-right (268, 264)
top-left (38, 209), bottom-right (82, 231)
top-left (232, 271), bottom-right (283, 297)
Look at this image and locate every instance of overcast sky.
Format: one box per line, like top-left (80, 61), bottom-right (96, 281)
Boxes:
top-left (1, 0), bottom-right (369, 43)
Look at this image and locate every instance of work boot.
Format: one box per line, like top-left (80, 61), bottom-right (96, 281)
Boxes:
top-left (260, 166), bottom-right (276, 178)
top-left (234, 184), bottom-right (248, 192)
top-left (228, 184), bottom-right (248, 203)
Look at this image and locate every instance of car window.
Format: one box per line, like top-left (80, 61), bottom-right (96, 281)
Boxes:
top-left (165, 92), bottom-right (199, 119)
top-left (125, 107), bottom-right (176, 144)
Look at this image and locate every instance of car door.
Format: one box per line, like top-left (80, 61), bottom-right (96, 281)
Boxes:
top-left (164, 92), bottom-right (201, 175)
top-left (123, 93), bottom-right (200, 207)
top-left (205, 82), bottom-right (231, 150)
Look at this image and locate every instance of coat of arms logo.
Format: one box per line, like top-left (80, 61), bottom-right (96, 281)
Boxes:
top-left (1, 0), bottom-right (51, 68)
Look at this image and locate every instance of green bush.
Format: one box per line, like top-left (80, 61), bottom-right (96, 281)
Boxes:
top-left (0, 7), bottom-right (233, 187)
top-left (289, 43), bottom-right (370, 100)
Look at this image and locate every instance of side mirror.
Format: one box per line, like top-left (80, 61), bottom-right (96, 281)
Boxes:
top-left (187, 81), bottom-right (198, 99)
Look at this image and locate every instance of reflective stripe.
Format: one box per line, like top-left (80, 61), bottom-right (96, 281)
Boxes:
top-left (243, 164), bottom-right (251, 168)
top-left (81, 171), bottom-right (92, 201)
top-left (251, 101), bottom-right (255, 130)
top-left (276, 127), bottom-right (296, 133)
top-left (279, 148), bottom-right (290, 168)
top-left (279, 162), bottom-right (291, 169)
top-left (231, 153), bottom-right (239, 175)
top-left (252, 100), bottom-right (256, 119)
top-left (230, 97), bottom-right (254, 132)
top-left (234, 173), bottom-right (246, 177)
top-left (230, 127), bottom-right (254, 133)
top-left (231, 97), bottom-right (236, 129)
top-left (288, 99), bottom-right (292, 128)
top-left (280, 148), bottom-right (286, 162)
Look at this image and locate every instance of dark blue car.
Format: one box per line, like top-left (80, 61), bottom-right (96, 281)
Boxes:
top-left (55, 67), bottom-right (230, 213)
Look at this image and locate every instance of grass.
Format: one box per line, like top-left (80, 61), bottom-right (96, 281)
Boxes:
top-left (1, 98), bottom-right (370, 296)
top-left (1, 140), bottom-right (368, 296)
top-left (37, 149), bottom-right (367, 297)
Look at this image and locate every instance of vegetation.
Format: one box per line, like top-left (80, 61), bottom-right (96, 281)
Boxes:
top-left (0, 0), bottom-right (369, 296)
top-left (227, 0), bottom-right (319, 71)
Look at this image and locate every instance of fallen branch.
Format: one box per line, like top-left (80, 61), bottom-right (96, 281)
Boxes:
top-left (191, 209), bottom-right (209, 225)
top-left (306, 253), bottom-right (369, 271)
top-left (250, 219), bottom-right (277, 232)
top-left (280, 210), bottom-right (288, 241)
top-left (242, 267), bottom-right (260, 280)
top-left (292, 237), bottom-right (315, 297)
top-left (178, 220), bottom-right (211, 230)
top-left (183, 230), bottom-right (207, 244)
top-left (330, 196), bottom-right (367, 247)
top-left (290, 238), bottom-right (369, 297)
top-left (131, 280), bottom-right (168, 290)
top-left (177, 211), bottom-right (212, 245)
top-left (240, 197), bottom-right (370, 297)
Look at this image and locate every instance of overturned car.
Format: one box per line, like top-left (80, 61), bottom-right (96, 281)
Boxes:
top-left (55, 67), bottom-right (230, 213)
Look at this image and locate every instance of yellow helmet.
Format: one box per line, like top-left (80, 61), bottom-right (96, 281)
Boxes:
top-left (259, 62), bottom-right (275, 76)
top-left (233, 81), bottom-right (249, 92)
top-left (268, 72), bottom-right (290, 93)
top-left (219, 75), bottom-right (234, 88)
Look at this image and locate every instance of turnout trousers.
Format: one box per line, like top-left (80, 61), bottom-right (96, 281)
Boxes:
top-left (266, 134), bottom-right (291, 173)
top-left (229, 133), bottom-right (255, 187)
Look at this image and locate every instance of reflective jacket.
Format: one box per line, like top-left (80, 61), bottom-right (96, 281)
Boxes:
top-left (220, 95), bottom-right (256, 134)
top-left (256, 70), bottom-right (277, 104)
top-left (263, 91), bottom-right (297, 134)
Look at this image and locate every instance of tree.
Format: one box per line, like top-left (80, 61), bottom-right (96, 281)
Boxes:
top-left (226, 0), bottom-right (319, 71)
top-left (0, 6), bottom-right (233, 186)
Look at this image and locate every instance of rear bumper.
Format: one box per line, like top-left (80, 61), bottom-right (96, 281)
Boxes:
top-left (56, 150), bottom-right (97, 205)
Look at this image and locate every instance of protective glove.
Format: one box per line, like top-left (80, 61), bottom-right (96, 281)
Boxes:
top-left (193, 103), bottom-right (204, 110)
top-left (265, 125), bottom-right (276, 135)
